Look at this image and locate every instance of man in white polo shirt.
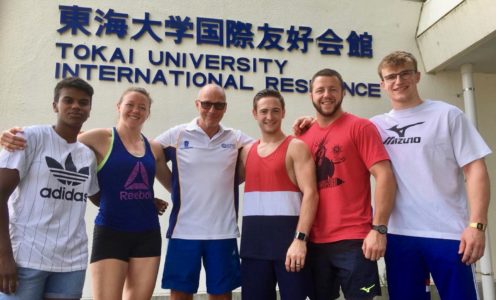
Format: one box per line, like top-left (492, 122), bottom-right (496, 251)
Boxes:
top-left (154, 84), bottom-right (252, 300)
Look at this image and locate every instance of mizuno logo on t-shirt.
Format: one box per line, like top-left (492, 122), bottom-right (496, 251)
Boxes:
top-left (387, 122), bottom-right (424, 137)
top-left (384, 122), bottom-right (424, 145)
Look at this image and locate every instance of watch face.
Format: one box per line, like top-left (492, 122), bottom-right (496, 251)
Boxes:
top-left (295, 232), bottom-right (307, 241)
top-left (373, 225), bottom-right (387, 234)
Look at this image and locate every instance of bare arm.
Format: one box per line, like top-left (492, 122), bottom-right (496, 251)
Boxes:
top-left (1, 128), bottom-right (110, 162)
top-left (88, 192), bottom-right (100, 207)
top-left (149, 141), bottom-right (171, 215)
top-left (77, 129), bottom-right (112, 164)
top-left (236, 144), bottom-right (253, 184)
top-left (150, 141), bottom-right (172, 193)
top-left (285, 139), bottom-right (318, 272)
top-left (362, 160), bottom-right (396, 261)
top-left (459, 158), bottom-right (490, 264)
top-left (0, 168), bottom-right (20, 294)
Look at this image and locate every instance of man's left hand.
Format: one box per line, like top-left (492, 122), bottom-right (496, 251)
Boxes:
top-left (285, 240), bottom-right (307, 272)
top-left (459, 227), bottom-right (485, 265)
top-left (362, 230), bottom-right (386, 261)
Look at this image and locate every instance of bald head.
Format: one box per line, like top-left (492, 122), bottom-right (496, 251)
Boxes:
top-left (195, 84), bottom-right (227, 136)
top-left (197, 84), bottom-right (226, 102)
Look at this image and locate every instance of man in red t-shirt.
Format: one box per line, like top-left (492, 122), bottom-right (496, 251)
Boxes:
top-left (297, 68), bottom-right (396, 300)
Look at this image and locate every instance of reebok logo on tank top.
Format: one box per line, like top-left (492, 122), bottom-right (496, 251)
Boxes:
top-left (40, 153), bottom-right (90, 201)
top-left (120, 161), bottom-right (152, 200)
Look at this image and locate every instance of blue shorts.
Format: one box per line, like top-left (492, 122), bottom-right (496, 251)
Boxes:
top-left (0, 267), bottom-right (85, 300)
top-left (385, 234), bottom-right (479, 300)
top-left (308, 239), bottom-right (381, 299)
top-left (241, 257), bottom-right (313, 300)
top-left (161, 238), bottom-right (241, 294)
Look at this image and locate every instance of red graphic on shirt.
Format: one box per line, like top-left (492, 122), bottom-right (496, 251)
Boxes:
top-left (314, 139), bottom-right (345, 189)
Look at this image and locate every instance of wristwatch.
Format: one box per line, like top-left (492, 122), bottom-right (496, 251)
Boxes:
top-left (469, 222), bottom-right (487, 232)
top-left (372, 225), bottom-right (388, 234)
top-left (294, 231), bottom-right (308, 241)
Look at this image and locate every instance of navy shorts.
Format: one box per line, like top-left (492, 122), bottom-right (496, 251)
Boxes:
top-left (386, 234), bottom-right (478, 300)
top-left (162, 238), bottom-right (241, 294)
top-left (308, 239), bottom-right (381, 300)
top-left (241, 257), bottom-right (313, 300)
top-left (90, 225), bottom-right (162, 263)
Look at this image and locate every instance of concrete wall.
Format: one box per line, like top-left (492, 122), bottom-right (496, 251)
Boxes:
top-left (417, 0), bottom-right (496, 72)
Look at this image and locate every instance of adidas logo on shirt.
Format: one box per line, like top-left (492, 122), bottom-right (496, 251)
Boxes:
top-left (40, 153), bottom-right (90, 202)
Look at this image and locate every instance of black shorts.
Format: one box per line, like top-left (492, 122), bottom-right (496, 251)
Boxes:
top-left (241, 257), bottom-right (313, 300)
top-left (90, 225), bottom-right (162, 263)
top-left (308, 239), bottom-right (381, 299)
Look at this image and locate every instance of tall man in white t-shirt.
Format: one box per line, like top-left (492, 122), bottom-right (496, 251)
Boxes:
top-left (0, 77), bottom-right (99, 300)
top-left (371, 51), bottom-right (491, 300)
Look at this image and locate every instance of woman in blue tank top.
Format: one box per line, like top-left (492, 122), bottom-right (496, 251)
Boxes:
top-left (78, 87), bottom-right (171, 300)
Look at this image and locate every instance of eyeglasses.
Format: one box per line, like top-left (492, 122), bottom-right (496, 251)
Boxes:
top-left (199, 100), bottom-right (227, 110)
top-left (382, 70), bottom-right (417, 83)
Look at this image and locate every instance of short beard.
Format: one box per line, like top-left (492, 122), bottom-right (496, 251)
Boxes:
top-left (312, 97), bottom-right (343, 118)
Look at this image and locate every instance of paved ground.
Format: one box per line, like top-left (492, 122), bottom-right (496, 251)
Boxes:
top-left (145, 286), bottom-right (442, 300)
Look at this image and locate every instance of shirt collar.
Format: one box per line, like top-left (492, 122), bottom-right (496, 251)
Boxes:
top-left (185, 117), bottom-right (227, 135)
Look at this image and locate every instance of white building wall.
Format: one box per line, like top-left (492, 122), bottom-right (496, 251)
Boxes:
top-left (1, 0), bottom-right (494, 298)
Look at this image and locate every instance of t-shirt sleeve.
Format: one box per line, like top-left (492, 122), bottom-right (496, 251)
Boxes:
top-left (0, 129), bottom-right (35, 179)
top-left (88, 152), bottom-right (100, 196)
top-left (154, 127), bottom-right (174, 148)
top-left (236, 130), bottom-right (254, 149)
top-left (448, 108), bottom-right (492, 167)
top-left (354, 120), bottom-right (390, 169)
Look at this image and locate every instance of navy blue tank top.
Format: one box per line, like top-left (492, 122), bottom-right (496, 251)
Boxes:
top-left (95, 128), bottom-right (159, 231)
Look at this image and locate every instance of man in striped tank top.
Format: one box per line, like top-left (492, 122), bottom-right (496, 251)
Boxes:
top-left (238, 89), bottom-right (318, 300)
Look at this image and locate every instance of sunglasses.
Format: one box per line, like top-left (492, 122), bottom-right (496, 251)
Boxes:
top-left (199, 100), bottom-right (227, 110)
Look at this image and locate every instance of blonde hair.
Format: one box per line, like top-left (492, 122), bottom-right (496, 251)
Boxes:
top-left (378, 51), bottom-right (418, 80)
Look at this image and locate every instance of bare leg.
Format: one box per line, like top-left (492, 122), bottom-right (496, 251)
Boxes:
top-left (170, 290), bottom-right (194, 300)
top-left (123, 256), bottom-right (160, 300)
top-left (209, 292), bottom-right (232, 300)
top-left (90, 259), bottom-right (128, 300)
